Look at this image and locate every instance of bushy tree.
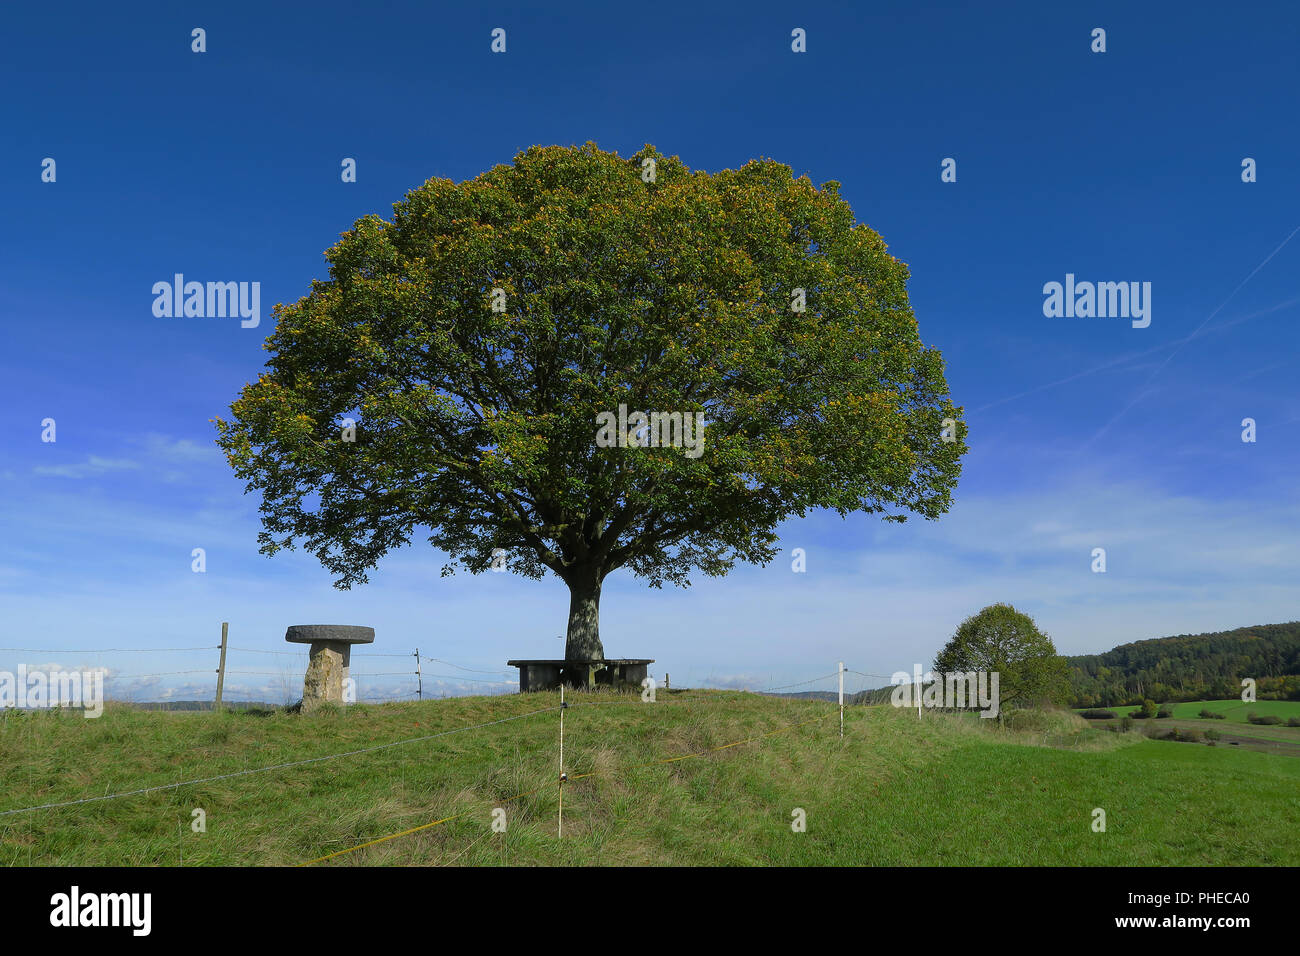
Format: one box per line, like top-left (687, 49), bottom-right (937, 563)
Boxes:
top-left (216, 143), bottom-right (966, 660)
top-left (933, 603), bottom-right (1070, 711)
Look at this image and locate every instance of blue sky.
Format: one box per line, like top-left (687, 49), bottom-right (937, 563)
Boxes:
top-left (2, 1), bottom-right (1298, 703)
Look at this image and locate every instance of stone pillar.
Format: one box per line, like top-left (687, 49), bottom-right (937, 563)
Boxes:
top-left (523, 663), bottom-right (561, 692)
top-left (303, 641), bottom-right (350, 704)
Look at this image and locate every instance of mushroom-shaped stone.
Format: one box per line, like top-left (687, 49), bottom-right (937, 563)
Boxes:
top-left (286, 625), bottom-right (375, 710)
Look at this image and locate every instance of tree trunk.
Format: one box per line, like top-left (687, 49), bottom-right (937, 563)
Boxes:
top-left (564, 570), bottom-right (605, 662)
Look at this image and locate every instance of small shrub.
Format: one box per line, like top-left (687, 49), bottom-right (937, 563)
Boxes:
top-left (1080, 708), bottom-right (1116, 720)
top-left (1119, 716), bottom-right (1134, 732)
top-left (1204, 728), bottom-right (1221, 741)
top-left (1287, 717), bottom-right (1300, 728)
top-left (1144, 725), bottom-right (1208, 743)
top-left (1156, 706), bottom-right (1173, 718)
top-left (1131, 700), bottom-right (1157, 719)
top-left (1198, 708), bottom-right (1226, 719)
top-left (1247, 713), bottom-right (1281, 726)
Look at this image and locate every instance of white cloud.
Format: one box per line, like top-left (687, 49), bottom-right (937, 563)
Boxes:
top-left (5, 436), bottom-right (1298, 696)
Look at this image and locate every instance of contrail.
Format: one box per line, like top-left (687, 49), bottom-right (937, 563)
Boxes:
top-left (974, 293), bottom-right (1300, 414)
top-left (1083, 224), bottom-right (1300, 448)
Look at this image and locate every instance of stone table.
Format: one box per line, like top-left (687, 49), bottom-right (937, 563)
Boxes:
top-left (507, 659), bottom-right (654, 692)
top-left (286, 625), bottom-right (375, 710)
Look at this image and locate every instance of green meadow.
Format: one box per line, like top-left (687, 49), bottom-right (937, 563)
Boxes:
top-left (2, 692), bottom-right (1297, 866)
top-left (1075, 699), bottom-right (1300, 748)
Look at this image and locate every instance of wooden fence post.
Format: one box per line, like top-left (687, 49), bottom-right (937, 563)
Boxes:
top-left (215, 622), bottom-right (229, 710)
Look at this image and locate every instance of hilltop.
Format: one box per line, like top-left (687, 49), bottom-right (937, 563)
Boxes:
top-left (2, 690), bottom-right (1296, 866)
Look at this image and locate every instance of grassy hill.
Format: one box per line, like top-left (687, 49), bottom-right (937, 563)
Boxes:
top-left (2, 691), bottom-right (1297, 866)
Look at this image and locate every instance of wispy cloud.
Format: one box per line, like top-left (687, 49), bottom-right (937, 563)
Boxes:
top-left (33, 456), bottom-right (140, 479)
top-left (139, 433), bottom-right (224, 465)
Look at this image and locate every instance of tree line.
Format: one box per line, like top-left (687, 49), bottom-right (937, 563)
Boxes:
top-left (1065, 622), bottom-right (1300, 707)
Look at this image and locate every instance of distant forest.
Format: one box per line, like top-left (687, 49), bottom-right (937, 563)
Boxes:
top-left (849, 622), bottom-right (1300, 708)
top-left (1065, 622), bottom-right (1300, 707)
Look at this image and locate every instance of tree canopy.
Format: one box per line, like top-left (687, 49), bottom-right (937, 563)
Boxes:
top-left (215, 142), bottom-right (966, 662)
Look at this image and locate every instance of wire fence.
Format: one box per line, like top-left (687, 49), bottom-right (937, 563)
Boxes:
top-left (0, 634), bottom-right (905, 709)
top-left (0, 704), bottom-right (560, 818)
top-left (0, 636), bottom-right (521, 707)
top-left (0, 657), bottom-right (929, 866)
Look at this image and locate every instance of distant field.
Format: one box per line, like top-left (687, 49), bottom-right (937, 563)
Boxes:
top-left (3, 694), bottom-right (1298, 866)
top-left (1077, 698), bottom-right (1300, 724)
top-left (1166, 699), bottom-right (1300, 723)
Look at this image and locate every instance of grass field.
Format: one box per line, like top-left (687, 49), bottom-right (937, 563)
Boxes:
top-left (1077, 698), bottom-right (1300, 723)
top-left (1075, 699), bottom-right (1300, 748)
top-left (3, 692), bottom-right (1298, 866)
top-left (1162, 699), bottom-right (1300, 724)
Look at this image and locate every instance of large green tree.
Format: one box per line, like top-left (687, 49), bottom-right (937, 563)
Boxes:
top-left (215, 143), bottom-right (966, 661)
top-left (933, 604), bottom-right (1070, 711)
